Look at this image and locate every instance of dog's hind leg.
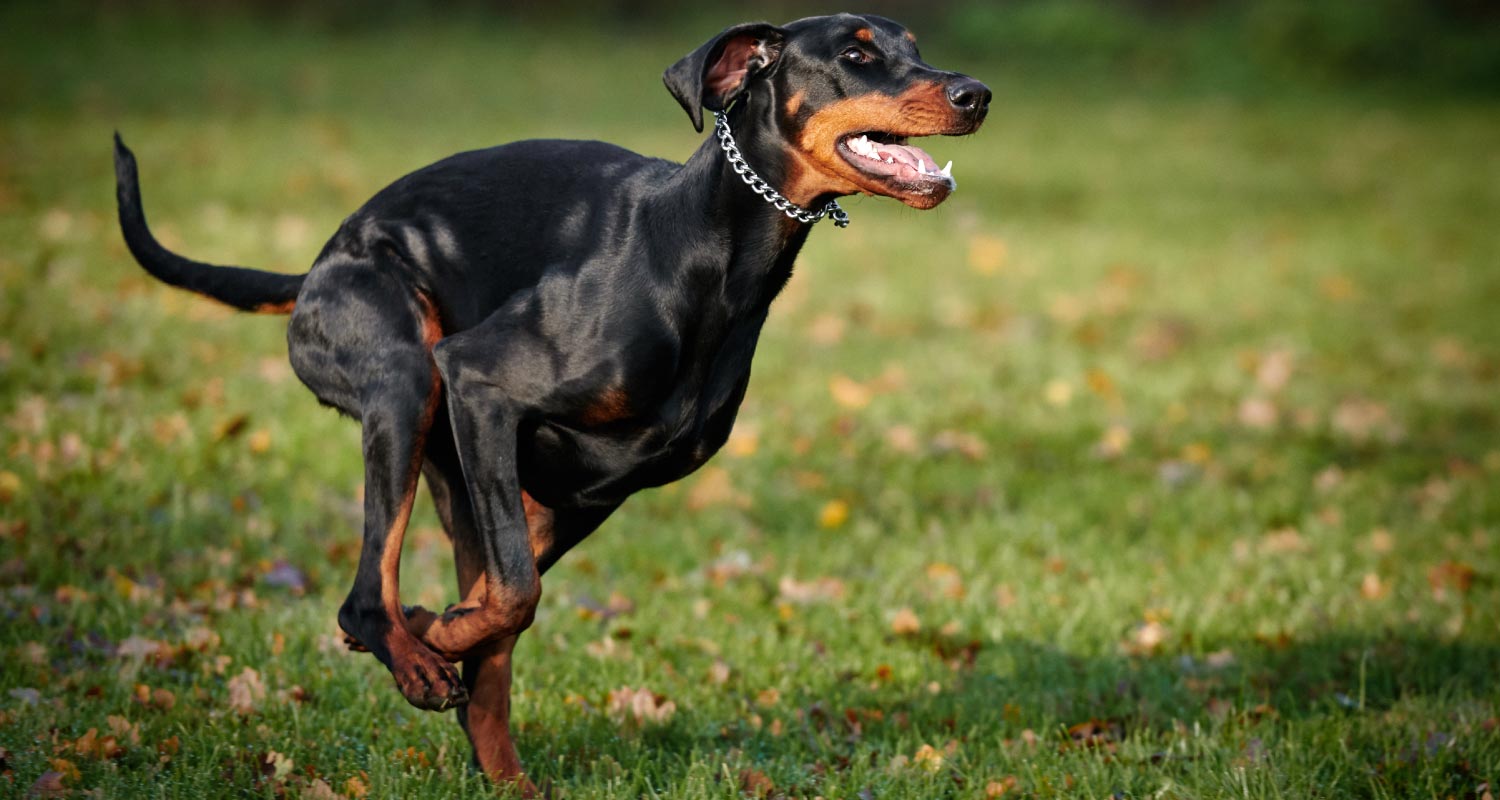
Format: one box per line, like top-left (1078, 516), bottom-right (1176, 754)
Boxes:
top-left (418, 426), bottom-right (615, 790)
top-left (288, 261), bottom-right (466, 711)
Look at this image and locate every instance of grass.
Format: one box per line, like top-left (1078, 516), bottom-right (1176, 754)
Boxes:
top-left (2, 8), bottom-right (1499, 799)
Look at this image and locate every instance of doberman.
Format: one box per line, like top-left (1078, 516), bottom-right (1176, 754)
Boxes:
top-left (112, 13), bottom-right (987, 791)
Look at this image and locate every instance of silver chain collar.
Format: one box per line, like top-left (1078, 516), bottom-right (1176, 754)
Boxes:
top-left (713, 112), bottom-right (849, 228)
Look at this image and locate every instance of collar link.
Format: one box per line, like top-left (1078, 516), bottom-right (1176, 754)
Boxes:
top-left (713, 112), bottom-right (849, 228)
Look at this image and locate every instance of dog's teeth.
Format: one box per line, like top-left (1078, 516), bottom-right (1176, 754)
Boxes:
top-left (885, 156), bottom-right (894, 164)
top-left (940, 161), bottom-right (953, 178)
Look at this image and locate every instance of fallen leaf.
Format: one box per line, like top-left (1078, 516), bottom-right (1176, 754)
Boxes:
top-left (227, 667), bottom-right (266, 715)
top-left (708, 660), bottom-right (731, 685)
top-left (299, 778), bottom-right (345, 800)
top-left (0, 471), bottom-right (22, 504)
top-left (778, 575), bottom-right (846, 604)
top-left (1238, 396), bottom-right (1278, 430)
top-left (248, 430), bottom-right (272, 454)
top-left (686, 467), bottom-right (748, 511)
top-left (343, 775), bottom-right (370, 799)
top-left (117, 636), bottom-right (169, 661)
top-left (26, 771), bottom-right (68, 798)
top-left (265, 749), bottom-right (294, 782)
top-left (913, 743), bottom-right (944, 772)
top-left (828, 374), bottom-right (872, 409)
top-left (725, 424), bottom-right (759, 457)
top-left (1123, 620), bottom-right (1168, 655)
top-left (884, 424), bottom-right (920, 454)
top-left (967, 233), bottom-right (1007, 275)
top-left (1066, 719), bottom-right (1121, 750)
top-left (739, 768), bottom-right (776, 798)
top-left (925, 563), bottom-right (965, 599)
top-left (1044, 379), bottom-right (1073, 407)
top-left (1261, 527), bottom-right (1308, 555)
top-left (605, 686), bottom-right (676, 727)
top-left (1255, 349), bottom-right (1294, 392)
top-left (806, 313), bottom-right (846, 346)
top-left (107, 715), bottom-right (141, 746)
top-left (889, 607), bottom-right (921, 636)
top-left (1095, 424), bottom-right (1131, 458)
top-left (818, 499), bottom-right (850, 530)
top-left (1360, 573), bottom-right (1388, 600)
top-left (931, 429), bottom-right (987, 460)
top-left (1428, 561), bottom-right (1476, 599)
top-left (986, 776), bottom-right (1019, 797)
top-left (213, 413), bottom-right (250, 441)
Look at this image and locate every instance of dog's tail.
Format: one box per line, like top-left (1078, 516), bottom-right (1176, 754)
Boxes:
top-left (113, 133), bottom-right (305, 314)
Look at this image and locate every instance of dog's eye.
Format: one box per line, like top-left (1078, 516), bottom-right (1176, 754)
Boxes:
top-left (839, 47), bottom-right (873, 65)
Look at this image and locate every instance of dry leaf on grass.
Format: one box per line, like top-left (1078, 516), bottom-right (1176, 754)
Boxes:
top-left (605, 686), bottom-right (676, 727)
top-left (228, 667), bottom-right (266, 715)
top-left (889, 607), bottom-right (921, 636)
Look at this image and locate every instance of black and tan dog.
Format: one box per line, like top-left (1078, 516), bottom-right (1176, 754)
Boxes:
top-left (113, 13), bottom-right (987, 790)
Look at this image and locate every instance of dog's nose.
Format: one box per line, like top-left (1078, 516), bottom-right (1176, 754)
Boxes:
top-left (946, 78), bottom-right (992, 115)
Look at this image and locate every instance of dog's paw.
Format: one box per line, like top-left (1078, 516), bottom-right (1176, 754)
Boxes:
top-left (390, 647), bottom-right (468, 712)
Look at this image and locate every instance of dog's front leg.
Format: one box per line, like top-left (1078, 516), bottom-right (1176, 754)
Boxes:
top-left (410, 335), bottom-right (545, 663)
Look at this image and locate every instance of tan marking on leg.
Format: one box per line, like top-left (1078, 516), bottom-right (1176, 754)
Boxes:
top-left (376, 291), bottom-right (467, 710)
top-left (462, 635), bottom-right (537, 794)
top-left (253, 299), bottom-right (296, 314)
top-left (522, 491), bottom-right (557, 560)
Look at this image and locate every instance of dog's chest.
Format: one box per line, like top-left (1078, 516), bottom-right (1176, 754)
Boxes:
top-left (520, 321), bottom-right (760, 508)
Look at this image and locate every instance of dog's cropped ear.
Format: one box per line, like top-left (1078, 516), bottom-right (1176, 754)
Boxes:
top-left (663, 22), bottom-right (786, 132)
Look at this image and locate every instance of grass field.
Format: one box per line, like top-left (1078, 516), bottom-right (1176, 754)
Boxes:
top-left (2, 8), bottom-right (1499, 799)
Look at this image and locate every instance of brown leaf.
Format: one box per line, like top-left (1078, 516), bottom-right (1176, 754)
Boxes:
top-left (986, 776), bottom-right (1019, 797)
top-left (227, 667), bottom-right (266, 715)
top-left (967, 233), bottom-right (1008, 275)
top-left (1065, 719), bottom-right (1120, 750)
top-left (26, 770), bottom-right (68, 799)
top-left (685, 467), bottom-right (748, 511)
top-left (606, 686), bottom-right (676, 727)
top-left (739, 768), bottom-right (776, 798)
top-left (889, 607), bottom-right (921, 636)
top-left (828, 374), bottom-right (872, 410)
top-left (777, 575), bottom-right (846, 604)
top-left (1428, 561), bottom-right (1476, 599)
top-left (1260, 527), bottom-right (1308, 555)
top-left (213, 414), bottom-right (250, 441)
top-left (1237, 396), bottom-right (1279, 430)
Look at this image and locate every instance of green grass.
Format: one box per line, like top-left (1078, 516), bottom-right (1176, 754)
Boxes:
top-left (2, 9), bottom-right (1499, 799)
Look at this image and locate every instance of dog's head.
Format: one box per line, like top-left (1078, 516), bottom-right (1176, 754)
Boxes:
top-left (664, 13), bottom-right (989, 210)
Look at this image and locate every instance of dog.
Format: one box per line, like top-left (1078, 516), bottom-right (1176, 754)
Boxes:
top-left (113, 13), bottom-right (988, 791)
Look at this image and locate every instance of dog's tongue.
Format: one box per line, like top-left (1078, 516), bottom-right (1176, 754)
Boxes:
top-left (846, 135), bottom-right (953, 180)
top-left (879, 143), bottom-right (938, 172)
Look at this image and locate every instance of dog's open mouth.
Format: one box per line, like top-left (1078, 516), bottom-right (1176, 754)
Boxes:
top-left (838, 132), bottom-right (955, 204)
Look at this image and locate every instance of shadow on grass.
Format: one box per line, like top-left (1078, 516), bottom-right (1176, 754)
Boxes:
top-left (513, 630), bottom-right (1497, 793)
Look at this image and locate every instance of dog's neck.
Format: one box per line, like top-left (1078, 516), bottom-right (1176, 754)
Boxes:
top-left (655, 125), bottom-right (823, 315)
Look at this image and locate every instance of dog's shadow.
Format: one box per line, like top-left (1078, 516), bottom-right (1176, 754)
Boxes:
top-left (517, 629), bottom-right (1497, 789)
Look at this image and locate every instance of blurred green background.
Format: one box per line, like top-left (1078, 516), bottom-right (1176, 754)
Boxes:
top-left (1, 2), bottom-right (1497, 798)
